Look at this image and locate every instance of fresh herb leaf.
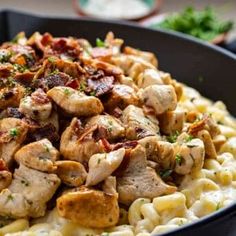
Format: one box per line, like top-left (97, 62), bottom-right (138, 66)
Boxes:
top-left (9, 128), bottom-right (19, 138)
top-left (167, 131), bottom-right (179, 143)
top-left (185, 135), bottom-right (193, 142)
top-left (96, 38), bottom-right (105, 47)
top-left (175, 154), bottom-right (182, 165)
top-left (48, 57), bottom-right (56, 63)
top-left (160, 169), bottom-right (173, 179)
top-left (64, 88), bottom-right (71, 96)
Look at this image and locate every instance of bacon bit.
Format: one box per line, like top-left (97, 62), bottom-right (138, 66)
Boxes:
top-left (41, 33), bottom-right (53, 46)
top-left (0, 159), bottom-right (7, 171)
top-left (7, 107), bottom-right (24, 119)
top-left (188, 115), bottom-right (209, 135)
top-left (93, 126), bottom-right (109, 141)
top-left (87, 76), bottom-right (114, 97)
top-left (31, 88), bottom-right (50, 104)
top-left (100, 138), bottom-right (113, 152)
top-left (0, 64), bottom-right (13, 77)
top-left (0, 131), bottom-right (12, 143)
top-left (77, 124), bottom-right (98, 142)
top-left (91, 47), bottom-right (112, 59)
top-left (66, 79), bottom-right (79, 89)
top-left (112, 140), bottom-right (138, 150)
top-left (111, 107), bottom-right (123, 118)
top-left (186, 111), bottom-right (200, 123)
top-left (14, 72), bottom-right (35, 87)
top-left (114, 150), bottom-right (131, 177)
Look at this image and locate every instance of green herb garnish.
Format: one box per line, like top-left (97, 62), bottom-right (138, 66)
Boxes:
top-left (96, 38), bottom-right (105, 47)
top-left (166, 131), bottom-right (179, 143)
top-left (152, 7), bottom-right (234, 41)
top-left (9, 128), bottom-right (19, 138)
top-left (64, 88), bottom-right (71, 96)
top-left (175, 154), bottom-right (182, 165)
top-left (160, 169), bottom-right (173, 179)
top-left (185, 135), bottom-right (193, 142)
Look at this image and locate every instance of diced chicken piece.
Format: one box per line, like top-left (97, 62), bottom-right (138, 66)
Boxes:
top-left (197, 130), bottom-right (217, 159)
top-left (7, 165), bottom-right (60, 218)
top-left (14, 139), bottom-right (59, 172)
top-left (111, 54), bottom-right (156, 81)
top-left (86, 115), bottom-right (125, 141)
top-left (57, 186), bottom-right (119, 228)
top-left (0, 118), bottom-right (28, 166)
top-left (0, 189), bottom-right (31, 218)
top-left (86, 148), bottom-right (125, 186)
top-left (47, 86), bottom-right (103, 117)
top-left (138, 136), bottom-right (175, 169)
top-left (60, 118), bottom-right (104, 164)
top-left (102, 176), bottom-right (118, 197)
top-left (118, 75), bottom-right (138, 91)
top-left (104, 84), bottom-right (139, 111)
top-left (159, 110), bottom-right (185, 135)
top-left (136, 69), bottom-right (163, 88)
top-left (213, 134), bottom-right (226, 152)
top-left (117, 145), bottom-right (176, 205)
top-left (139, 85), bottom-right (177, 115)
top-left (124, 46), bottom-right (158, 67)
top-left (174, 138), bottom-right (205, 175)
top-left (56, 161), bottom-right (87, 187)
top-left (122, 105), bottom-right (159, 140)
top-left (0, 85), bottom-right (25, 110)
top-left (19, 89), bottom-right (52, 121)
top-left (0, 171), bottom-right (12, 191)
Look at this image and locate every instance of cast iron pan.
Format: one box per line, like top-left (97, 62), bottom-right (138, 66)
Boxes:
top-left (0, 10), bottom-right (236, 236)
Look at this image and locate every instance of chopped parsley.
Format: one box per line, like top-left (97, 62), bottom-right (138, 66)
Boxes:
top-left (79, 82), bottom-right (87, 92)
top-left (166, 131), bottom-right (179, 143)
top-left (13, 63), bottom-right (27, 73)
top-left (175, 154), bottom-right (182, 165)
top-left (89, 91), bottom-right (96, 96)
top-left (48, 57), bottom-right (56, 63)
top-left (160, 169), bottom-right (173, 179)
top-left (97, 158), bottom-right (101, 165)
top-left (64, 88), bottom-right (71, 96)
top-left (216, 202), bottom-right (221, 211)
top-left (185, 135), bottom-right (193, 142)
top-left (43, 143), bottom-right (50, 152)
top-left (96, 38), bottom-right (105, 47)
top-left (0, 51), bottom-right (11, 63)
top-left (6, 194), bottom-right (14, 203)
top-left (9, 128), bottom-right (19, 138)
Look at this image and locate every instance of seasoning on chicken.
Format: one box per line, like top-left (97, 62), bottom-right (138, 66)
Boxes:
top-left (104, 84), bottom-right (139, 111)
top-left (174, 138), bottom-right (205, 175)
top-left (159, 110), bottom-right (185, 135)
top-left (56, 160), bottom-right (87, 187)
top-left (122, 105), bottom-right (159, 140)
top-left (117, 145), bottom-right (176, 205)
top-left (14, 139), bottom-right (59, 172)
top-left (0, 118), bottom-right (28, 166)
top-left (0, 165), bottom-right (60, 218)
top-left (60, 118), bottom-right (104, 164)
top-left (47, 86), bottom-right (104, 117)
top-left (86, 148), bottom-right (125, 186)
top-left (138, 136), bottom-right (175, 170)
top-left (86, 114), bottom-right (125, 141)
top-left (19, 88), bottom-right (52, 121)
top-left (57, 186), bottom-right (119, 228)
top-left (139, 85), bottom-right (177, 115)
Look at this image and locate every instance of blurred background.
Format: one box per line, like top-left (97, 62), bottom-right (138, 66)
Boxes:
top-left (0, 0), bottom-right (235, 51)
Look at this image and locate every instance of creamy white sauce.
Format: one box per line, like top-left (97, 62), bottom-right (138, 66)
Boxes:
top-left (82, 0), bottom-right (151, 19)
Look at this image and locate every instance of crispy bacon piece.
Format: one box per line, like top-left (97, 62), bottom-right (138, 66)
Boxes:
top-left (188, 115), bottom-right (209, 135)
top-left (6, 107), bottom-right (24, 119)
top-left (87, 76), bottom-right (114, 97)
top-left (14, 72), bottom-right (35, 87)
top-left (0, 63), bottom-right (13, 77)
top-left (112, 140), bottom-right (138, 150)
top-left (0, 159), bottom-right (7, 171)
top-left (31, 88), bottom-right (50, 104)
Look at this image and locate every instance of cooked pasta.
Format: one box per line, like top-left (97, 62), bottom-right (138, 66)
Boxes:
top-left (0, 31), bottom-right (236, 236)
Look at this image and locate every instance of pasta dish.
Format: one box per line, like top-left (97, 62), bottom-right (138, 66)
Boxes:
top-left (0, 32), bottom-right (236, 236)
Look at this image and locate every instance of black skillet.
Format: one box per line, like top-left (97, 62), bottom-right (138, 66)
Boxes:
top-left (0, 10), bottom-right (236, 236)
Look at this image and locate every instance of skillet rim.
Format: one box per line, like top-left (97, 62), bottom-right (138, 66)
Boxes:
top-left (0, 9), bottom-right (236, 236)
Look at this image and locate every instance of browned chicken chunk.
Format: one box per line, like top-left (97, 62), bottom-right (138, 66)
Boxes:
top-left (47, 86), bottom-right (104, 117)
top-left (122, 105), bottom-right (159, 140)
top-left (15, 139), bottom-right (59, 172)
top-left (117, 145), bottom-right (176, 205)
top-left (57, 186), bottom-right (119, 228)
top-left (56, 160), bottom-right (87, 187)
top-left (0, 118), bottom-right (28, 166)
top-left (60, 118), bottom-right (104, 164)
top-left (139, 85), bottom-right (177, 115)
